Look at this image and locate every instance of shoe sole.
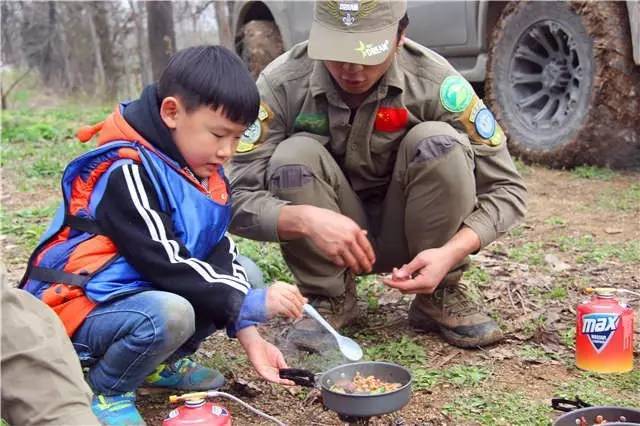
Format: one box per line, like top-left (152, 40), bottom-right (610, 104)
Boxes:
top-left (409, 313), bottom-right (504, 348)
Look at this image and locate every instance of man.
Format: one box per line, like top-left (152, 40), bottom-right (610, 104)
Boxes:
top-left (1, 280), bottom-right (100, 426)
top-left (229, 0), bottom-right (526, 348)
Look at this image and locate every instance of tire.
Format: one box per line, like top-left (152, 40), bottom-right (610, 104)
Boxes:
top-left (485, 1), bottom-right (640, 169)
top-left (239, 20), bottom-right (284, 80)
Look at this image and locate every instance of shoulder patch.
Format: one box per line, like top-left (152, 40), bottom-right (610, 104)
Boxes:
top-left (458, 97), bottom-right (504, 147)
top-left (236, 103), bottom-right (272, 153)
top-left (293, 113), bottom-right (329, 136)
top-left (439, 75), bottom-right (473, 113)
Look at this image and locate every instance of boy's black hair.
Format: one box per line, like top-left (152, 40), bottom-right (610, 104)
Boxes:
top-left (158, 45), bottom-right (259, 126)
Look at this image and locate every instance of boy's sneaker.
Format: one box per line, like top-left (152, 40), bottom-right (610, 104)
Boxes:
top-left (91, 392), bottom-right (146, 426)
top-left (143, 357), bottom-right (225, 391)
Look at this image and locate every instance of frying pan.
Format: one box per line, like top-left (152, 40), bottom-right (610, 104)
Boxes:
top-left (552, 397), bottom-right (640, 425)
top-left (280, 361), bottom-right (412, 418)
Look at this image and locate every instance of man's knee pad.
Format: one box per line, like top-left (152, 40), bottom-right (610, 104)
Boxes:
top-left (401, 121), bottom-right (470, 165)
top-left (268, 135), bottom-right (333, 190)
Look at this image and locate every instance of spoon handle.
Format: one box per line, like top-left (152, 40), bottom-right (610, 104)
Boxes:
top-left (303, 304), bottom-right (339, 339)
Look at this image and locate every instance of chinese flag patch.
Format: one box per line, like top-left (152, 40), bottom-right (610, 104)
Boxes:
top-left (374, 107), bottom-right (408, 132)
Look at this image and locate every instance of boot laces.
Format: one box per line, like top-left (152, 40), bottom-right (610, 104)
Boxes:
top-left (439, 283), bottom-right (480, 317)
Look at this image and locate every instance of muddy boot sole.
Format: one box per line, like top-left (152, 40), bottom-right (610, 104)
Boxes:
top-left (408, 302), bottom-right (504, 348)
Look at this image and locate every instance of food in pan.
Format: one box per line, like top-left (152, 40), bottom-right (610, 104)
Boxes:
top-left (575, 414), bottom-right (628, 425)
top-left (329, 372), bottom-right (401, 394)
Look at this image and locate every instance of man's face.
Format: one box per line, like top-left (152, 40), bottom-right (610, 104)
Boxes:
top-left (323, 39), bottom-right (399, 96)
top-left (161, 98), bottom-right (247, 177)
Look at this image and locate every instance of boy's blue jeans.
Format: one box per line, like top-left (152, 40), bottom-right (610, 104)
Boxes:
top-left (72, 255), bottom-right (264, 395)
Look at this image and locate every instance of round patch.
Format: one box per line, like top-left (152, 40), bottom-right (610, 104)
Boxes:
top-left (240, 120), bottom-right (261, 144)
top-left (474, 108), bottom-right (496, 139)
top-left (440, 76), bottom-right (473, 113)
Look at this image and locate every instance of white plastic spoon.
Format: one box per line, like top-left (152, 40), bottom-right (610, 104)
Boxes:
top-left (303, 304), bottom-right (363, 361)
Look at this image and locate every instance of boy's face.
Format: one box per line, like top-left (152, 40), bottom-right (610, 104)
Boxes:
top-left (160, 97), bottom-right (247, 177)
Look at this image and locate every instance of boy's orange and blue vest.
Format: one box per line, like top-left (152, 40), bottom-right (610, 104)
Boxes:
top-left (20, 104), bottom-right (232, 336)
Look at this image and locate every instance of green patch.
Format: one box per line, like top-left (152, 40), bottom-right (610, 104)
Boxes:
top-left (556, 235), bottom-right (640, 264)
top-left (355, 274), bottom-right (384, 312)
top-left (233, 238), bottom-right (293, 284)
top-left (555, 370), bottom-right (640, 406)
top-left (364, 336), bottom-right (426, 367)
top-left (560, 327), bottom-right (576, 350)
top-left (444, 391), bottom-right (551, 426)
top-left (572, 165), bottom-right (616, 181)
top-left (442, 365), bottom-right (490, 387)
top-left (411, 368), bottom-right (441, 391)
top-left (513, 158), bottom-right (531, 176)
top-left (508, 225), bottom-right (526, 238)
top-left (293, 113), bottom-right (329, 136)
top-left (544, 216), bottom-right (567, 227)
top-left (545, 285), bottom-right (568, 300)
top-left (463, 265), bottom-right (490, 287)
top-left (518, 344), bottom-right (561, 362)
top-left (0, 203), bottom-right (59, 251)
top-left (597, 183), bottom-right (640, 212)
top-left (1, 107), bottom-right (108, 193)
top-left (508, 241), bottom-right (545, 265)
top-left (439, 76), bottom-right (473, 113)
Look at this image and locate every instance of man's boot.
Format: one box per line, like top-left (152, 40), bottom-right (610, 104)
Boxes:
top-left (408, 283), bottom-right (503, 348)
top-left (283, 274), bottom-right (360, 354)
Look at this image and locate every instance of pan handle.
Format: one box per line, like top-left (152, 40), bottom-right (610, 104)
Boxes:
top-left (279, 368), bottom-right (317, 387)
top-left (551, 396), bottom-right (591, 412)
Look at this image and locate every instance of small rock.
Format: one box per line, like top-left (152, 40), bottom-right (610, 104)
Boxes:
top-left (604, 228), bottom-right (623, 234)
top-left (544, 254), bottom-right (571, 272)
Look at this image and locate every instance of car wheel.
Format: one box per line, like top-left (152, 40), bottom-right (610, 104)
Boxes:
top-left (239, 20), bottom-right (284, 79)
top-left (485, 1), bottom-right (640, 169)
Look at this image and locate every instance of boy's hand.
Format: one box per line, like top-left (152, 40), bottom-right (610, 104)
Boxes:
top-left (237, 326), bottom-right (295, 385)
top-left (265, 281), bottom-right (307, 320)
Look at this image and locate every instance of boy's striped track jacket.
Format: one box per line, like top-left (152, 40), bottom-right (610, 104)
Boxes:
top-left (20, 85), bottom-right (255, 336)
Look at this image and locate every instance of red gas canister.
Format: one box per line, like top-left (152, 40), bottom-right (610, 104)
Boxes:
top-left (162, 399), bottom-right (232, 426)
top-left (575, 288), bottom-right (634, 373)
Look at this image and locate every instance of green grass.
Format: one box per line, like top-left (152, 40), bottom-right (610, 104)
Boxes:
top-left (513, 158), bottom-right (531, 176)
top-left (572, 165), bottom-right (616, 181)
top-left (508, 241), bottom-right (545, 265)
top-left (355, 274), bottom-right (384, 312)
top-left (544, 216), bottom-right (567, 227)
top-left (597, 183), bottom-right (640, 212)
top-left (0, 203), bottom-right (59, 251)
top-left (555, 370), bottom-right (640, 406)
top-left (233, 238), bottom-right (293, 284)
top-left (556, 235), bottom-right (640, 264)
top-left (364, 336), bottom-right (426, 366)
top-left (544, 285), bottom-right (568, 300)
top-left (444, 391), bottom-right (551, 426)
top-left (2, 107), bottom-right (110, 192)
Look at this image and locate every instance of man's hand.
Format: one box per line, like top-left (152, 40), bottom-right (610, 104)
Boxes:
top-left (382, 227), bottom-right (481, 294)
top-left (382, 248), bottom-right (452, 294)
top-left (278, 205), bottom-right (375, 274)
top-left (237, 327), bottom-right (295, 385)
top-left (265, 281), bottom-right (307, 319)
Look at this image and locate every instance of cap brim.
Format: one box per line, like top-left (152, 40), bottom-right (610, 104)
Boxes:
top-left (308, 21), bottom-right (396, 66)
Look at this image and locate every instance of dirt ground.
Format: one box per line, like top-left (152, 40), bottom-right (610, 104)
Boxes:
top-left (2, 164), bottom-right (639, 426)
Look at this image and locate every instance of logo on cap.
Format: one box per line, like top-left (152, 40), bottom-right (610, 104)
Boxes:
top-left (355, 40), bottom-right (390, 59)
top-left (327, 0), bottom-right (378, 27)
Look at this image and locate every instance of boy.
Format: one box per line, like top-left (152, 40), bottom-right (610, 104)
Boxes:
top-left (20, 46), bottom-right (305, 426)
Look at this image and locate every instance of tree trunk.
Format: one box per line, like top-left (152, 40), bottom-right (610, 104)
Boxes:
top-left (146, 1), bottom-right (176, 81)
top-left (129, 0), bottom-right (151, 87)
top-left (214, 1), bottom-right (233, 49)
top-left (90, 2), bottom-right (119, 100)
